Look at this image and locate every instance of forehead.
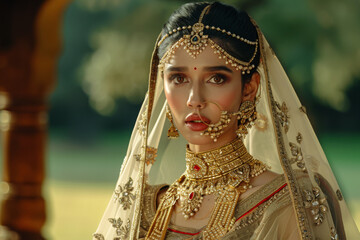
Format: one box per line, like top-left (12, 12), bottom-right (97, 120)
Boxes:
top-left (164, 45), bottom-right (233, 70)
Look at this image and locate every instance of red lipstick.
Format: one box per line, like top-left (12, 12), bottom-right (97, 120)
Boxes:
top-left (185, 114), bottom-right (211, 131)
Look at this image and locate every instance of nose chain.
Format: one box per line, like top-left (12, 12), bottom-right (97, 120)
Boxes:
top-left (199, 109), bottom-right (232, 142)
top-left (197, 99), bottom-right (257, 142)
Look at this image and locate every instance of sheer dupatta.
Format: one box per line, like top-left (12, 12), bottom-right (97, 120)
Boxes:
top-left (93, 17), bottom-right (359, 240)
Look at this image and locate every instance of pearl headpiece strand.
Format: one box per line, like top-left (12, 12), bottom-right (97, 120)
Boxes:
top-left (158, 5), bottom-right (258, 75)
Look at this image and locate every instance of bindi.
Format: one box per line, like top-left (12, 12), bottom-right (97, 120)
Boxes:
top-left (194, 67), bottom-right (197, 70)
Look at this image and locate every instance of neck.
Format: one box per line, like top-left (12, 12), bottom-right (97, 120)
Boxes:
top-left (188, 132), bottom-right (238, 153)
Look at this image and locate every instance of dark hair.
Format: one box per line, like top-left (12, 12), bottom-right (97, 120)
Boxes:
top-left (158, 2), bottom-right (260, 82)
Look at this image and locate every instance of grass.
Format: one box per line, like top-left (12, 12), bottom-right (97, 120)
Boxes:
top-left (43, 181), bottom-right (114, 239)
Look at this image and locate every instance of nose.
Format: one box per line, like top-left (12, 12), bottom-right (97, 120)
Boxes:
top-left (187, 84), bottom-right (205, 109)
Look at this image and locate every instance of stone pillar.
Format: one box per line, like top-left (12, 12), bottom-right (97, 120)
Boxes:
top-left (0, 0), bottom-right (71, 239)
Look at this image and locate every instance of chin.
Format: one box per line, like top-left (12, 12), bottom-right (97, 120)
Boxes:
top-left (186, 136), bottom-right (215, 146)
top-left (180, 130), bottom-right (214, 145)
top-left (182, 128), bottom-right (239, 149)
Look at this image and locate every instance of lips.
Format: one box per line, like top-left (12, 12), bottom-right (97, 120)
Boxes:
top-left (185, 114), bottom-right (211, 131)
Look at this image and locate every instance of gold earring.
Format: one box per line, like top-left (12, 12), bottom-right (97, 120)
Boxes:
top-left (235, 100), bottom-right (257, 139)
top-left (166, 105), bottom-right (179, 139)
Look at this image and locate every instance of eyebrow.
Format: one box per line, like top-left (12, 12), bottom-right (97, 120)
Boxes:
top-left (203, 66), bottom-right (233, 73)
top-left (165, 65), bottom-right (233, 73)
top-left (165, 66), bottom-right (188, 72)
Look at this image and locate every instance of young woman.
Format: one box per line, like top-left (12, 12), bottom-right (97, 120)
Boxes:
top-left (94, 2), bottom-right (359, 239)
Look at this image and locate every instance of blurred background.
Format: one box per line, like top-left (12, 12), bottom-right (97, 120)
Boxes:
top-left (1, 0), bottom-right (360, 239)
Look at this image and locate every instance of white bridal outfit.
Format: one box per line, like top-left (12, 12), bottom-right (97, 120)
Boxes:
top-left (93, 4), bottom-right (359, 240)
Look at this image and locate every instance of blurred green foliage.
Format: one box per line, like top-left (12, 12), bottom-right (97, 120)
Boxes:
top-left (51, 0), bottom-right (360, 140)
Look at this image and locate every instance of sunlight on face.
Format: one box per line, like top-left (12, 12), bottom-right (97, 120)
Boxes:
top-left (163, 46), bottom-right (244, 151)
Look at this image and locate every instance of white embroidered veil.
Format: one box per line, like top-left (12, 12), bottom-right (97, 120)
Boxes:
top-left (93, 2), bottom-right (359, 239)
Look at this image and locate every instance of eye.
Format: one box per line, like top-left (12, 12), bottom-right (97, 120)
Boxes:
top-left (169, 74), bottom-right (188, 85)
top-left (207, 74), bottom-right (227, 84)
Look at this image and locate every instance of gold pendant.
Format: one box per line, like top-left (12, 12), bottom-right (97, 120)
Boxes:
top-left (176, 160), bottom-right (265, 219)
top-left (183, 23), bottom-right (209, 59)
top-left (180, 191), bottom-right (204, 219)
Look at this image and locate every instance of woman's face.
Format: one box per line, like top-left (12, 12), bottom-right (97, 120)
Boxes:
top-left (164, 45), bottom-right (257, 151)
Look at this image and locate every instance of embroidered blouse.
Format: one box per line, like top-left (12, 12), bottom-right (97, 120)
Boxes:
top-left (139, 174), bottom-right (301, 239)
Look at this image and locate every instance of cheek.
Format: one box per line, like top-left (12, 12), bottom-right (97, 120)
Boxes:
top-left (212, 87), bottom-right (242, 111)
top-left (164, 88), bottom-right (187, 127)
top-left (164, 82), bottom-right (185, 112)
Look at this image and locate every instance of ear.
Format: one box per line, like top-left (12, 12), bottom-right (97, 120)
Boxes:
top-left (242, 72), bottom-right (260, 101)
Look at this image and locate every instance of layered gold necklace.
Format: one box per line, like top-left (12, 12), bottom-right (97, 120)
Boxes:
top-left (146, 138), bottom-right (267, 240)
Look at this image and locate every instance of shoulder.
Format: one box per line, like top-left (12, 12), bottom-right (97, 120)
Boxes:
top-left (238, 170), bottom-right (281, 201)
top-left (234, 173), bottom-right (291, 228)
top-left (235, 172), bottom-right (289, 216)
top-left (251, 170), bottom-right (281, 189)
top-left (224, 174), bottom-right (294, 239)
top-left (140, 183), bottom-right (168, 232)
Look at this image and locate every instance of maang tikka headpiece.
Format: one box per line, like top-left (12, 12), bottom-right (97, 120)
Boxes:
top-left (158, 4), bottom-right (259, 75)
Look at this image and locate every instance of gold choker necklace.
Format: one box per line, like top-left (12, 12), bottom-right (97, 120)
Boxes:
top-left (146, 138), bottom-right (267, 240)
top-left (177, 138), bottom-right (267, 218)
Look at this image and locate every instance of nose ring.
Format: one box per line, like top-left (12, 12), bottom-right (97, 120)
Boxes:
top-left (196, 101), bottom-right (232, 142)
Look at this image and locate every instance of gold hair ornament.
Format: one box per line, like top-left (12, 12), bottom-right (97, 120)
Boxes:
top-left (158, 5), bottom-right (258, 75)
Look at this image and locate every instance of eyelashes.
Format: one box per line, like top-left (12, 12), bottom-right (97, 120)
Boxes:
top-left (167, 73), bottom-right (229, 85)
top-left (168, 73), bottom-right (188, 84)
top-left (207, 74), bottom-right (228, 84)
